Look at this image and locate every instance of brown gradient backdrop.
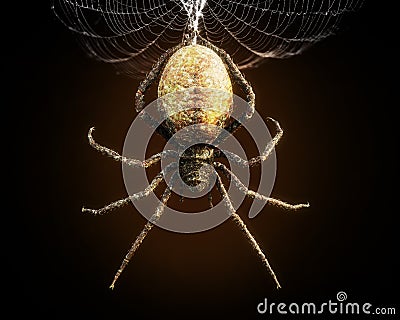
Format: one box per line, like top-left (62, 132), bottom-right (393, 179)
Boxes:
top-left (13, 1), bottom-right (398, 319)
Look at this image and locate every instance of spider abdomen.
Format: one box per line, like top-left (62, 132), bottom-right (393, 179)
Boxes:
top-left (158, 44), bottom-right (233, 137)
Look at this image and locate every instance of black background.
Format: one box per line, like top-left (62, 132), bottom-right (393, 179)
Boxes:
top-left (7, 1), bottom-right (398, 318)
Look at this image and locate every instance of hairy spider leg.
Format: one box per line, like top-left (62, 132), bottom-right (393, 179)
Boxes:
top-left (215, 174), bottom-right (282, 289)
top-left (135, 43), bottom-right (186, 141)
top-left (207, 191), bottom-right (213, 208)
top-left (109, 181), bottom-right (174, 289)
top-left (198, 37), bottom-right (255, 136)
top-left (82, 171), bottom-right (164, 216)
top-left (83, 128), bottom-right (179, 215)
top-left (214, 162), bottom-right (309, 210)
top-left (85, 126), bottom-right (181, 288)
top-left (218, 117), bottom-right (283, 168)
top-left (88, 127), bottom-right (178, 167)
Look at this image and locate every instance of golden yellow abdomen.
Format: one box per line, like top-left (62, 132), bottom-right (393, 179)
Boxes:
top-left (158, 44), bottom-right (232, 134)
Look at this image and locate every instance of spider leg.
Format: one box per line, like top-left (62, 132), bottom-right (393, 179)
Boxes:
top-left (82, 161), bottom-right (176, 215)
top-left (135, 43), bottom-right (185, 141)
top-left (207, 191), bottom-right (213, 208)
top-left (247, 117), bottom-right (283, 167)
top-left (109, 183), bottom-right (173, 289)
top-left (138, 111), bottom-right (175, 141)
top-left (217, 117), bottom-right (283, 168)
top-left (178, 177), bottom-right (184, 202)
top-left (214, 162), bottom-right (309, 210)
top-left (135, 43), bottom-right (184, 113)
top-left (87, 127), bottom-right (178, 167)
top-left (199, 37), bottom-right (255, 135)
top-left (215, 174), bottom-right (282, 289)
top-left (82, 171), bottom-right (165, 216)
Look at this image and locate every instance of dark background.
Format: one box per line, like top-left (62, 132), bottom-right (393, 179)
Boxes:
top-left (8, 1), bottom-right (398, 318)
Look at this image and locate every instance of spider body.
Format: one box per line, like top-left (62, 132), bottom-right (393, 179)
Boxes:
top-left (157, 44), bottom-right (231, 190)
top-left (84, 38), bottom-right (309, 290)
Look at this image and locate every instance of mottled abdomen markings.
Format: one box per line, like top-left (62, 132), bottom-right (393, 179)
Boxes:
top-left (158, 44), bottom-right (233, 136)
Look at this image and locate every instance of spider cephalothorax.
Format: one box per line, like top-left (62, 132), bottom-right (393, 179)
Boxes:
top-left (179, 144), bottom-right (215, 191)
top-left (83, 37), bottom-right (309, 289)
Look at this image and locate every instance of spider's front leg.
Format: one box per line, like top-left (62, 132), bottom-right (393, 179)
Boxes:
top-left (200, 38), bottom-right (255, 134)
top-left (135, 43), bottom-right (185, 141)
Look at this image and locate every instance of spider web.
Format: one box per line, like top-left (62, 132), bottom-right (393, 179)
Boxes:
top-left (52, 0), bottom-right (363, 78)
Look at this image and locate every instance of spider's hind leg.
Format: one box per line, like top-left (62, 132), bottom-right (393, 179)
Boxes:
top-left (215, 173), bottom-right (282, 289)
top-left (110, 185), bottom-right (172, 289)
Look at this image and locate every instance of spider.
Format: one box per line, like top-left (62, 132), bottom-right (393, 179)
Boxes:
top-left (82, 35), bottom-right (309, 290)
